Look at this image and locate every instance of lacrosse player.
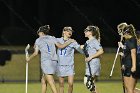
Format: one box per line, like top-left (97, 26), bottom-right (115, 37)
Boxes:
top-left (26, 25), bottom-right (75, 93)
top-left (82, 25), bottom-right (104, 93)
top-left (118, 24), bottom-right (137, 93)
top-left (56, 26), bottom-right (83, 93)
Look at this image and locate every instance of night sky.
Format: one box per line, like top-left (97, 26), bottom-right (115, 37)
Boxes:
top-left (0, 0), bottom-right (140, 47)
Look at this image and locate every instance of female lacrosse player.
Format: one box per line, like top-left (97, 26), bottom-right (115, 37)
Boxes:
top-left (118, 24), bottom-right (137, 93)
top-left (26, 25), bottom-right (75, 93)
top-left (82, 25), bottom-right (104, 93)
top-left (56, 26), bottom-right (83, 93)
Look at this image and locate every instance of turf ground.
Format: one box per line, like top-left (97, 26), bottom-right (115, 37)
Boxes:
top-left (0, 82), bottom-right (140, 93)
top-left (0, 49), bottom-right (139, 93)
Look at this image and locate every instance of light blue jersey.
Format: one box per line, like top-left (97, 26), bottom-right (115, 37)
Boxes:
top-left (85, 37), bottom-right (102, 61)
top-left (35, 35), bottom-right (58, 62)
top-left (57, 37), bottom-right (83, 65)
top-left (85, 37), bottom-right (102, 76)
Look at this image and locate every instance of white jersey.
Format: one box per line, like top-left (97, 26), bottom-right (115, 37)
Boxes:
top-left (85, 37), bottom-right (102, 76)
top-left (35, 35), bottom-right (58, 62)
top-left (85, 37), bottom-right (102, 61)
top-left (57, 37), bottom-right (83, 65)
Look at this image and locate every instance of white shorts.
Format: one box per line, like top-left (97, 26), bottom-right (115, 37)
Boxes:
top-left (41, 60), bottom-right (57, 75)
top-left (57, 65), bottom-right (75, 77)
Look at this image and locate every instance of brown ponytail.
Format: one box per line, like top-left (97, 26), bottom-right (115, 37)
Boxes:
top-left (129, 24), bottom-right (138, 40)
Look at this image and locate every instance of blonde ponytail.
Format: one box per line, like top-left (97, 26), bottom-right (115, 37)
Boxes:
top-left (129, 24), bottom-right (138, 40)
top-left (95, 26), bottom-right (101, 42)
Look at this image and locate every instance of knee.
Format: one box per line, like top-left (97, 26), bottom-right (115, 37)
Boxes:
top-left (59, 82), bottom-right (64, 87)
top-left (68, 82), bottom-right (73, 87)
top-left (41, 78), bottom-right (46, 85)
top-left (126, 87), bottom-right (134, 93)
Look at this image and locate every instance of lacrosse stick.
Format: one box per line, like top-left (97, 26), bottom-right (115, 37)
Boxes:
top-left (83, 43), bottom-right (95, 92)
top-left (109, 31), bottom-right (125, 93)
top-left (25, 44), bottom-right (30, 93)
top-left (110, 33), bottom-right (123, 77)
top-left (110, 23), bottom-right (128, 93)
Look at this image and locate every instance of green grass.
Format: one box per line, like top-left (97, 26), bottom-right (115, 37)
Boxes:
top-left (0, 82), bottom-right (140, 93)
top-left (0, 48), bottom-right (139, 93)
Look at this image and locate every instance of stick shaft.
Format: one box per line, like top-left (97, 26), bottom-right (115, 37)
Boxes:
top-left (110, 46), bottom-right (120, 77)
top-left (25, 62), bottom-right (28, 93)
top-left (25, 44), bottom-right (30, 93)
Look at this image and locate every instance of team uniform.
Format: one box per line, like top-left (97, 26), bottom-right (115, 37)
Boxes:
top-left (122, 37), bottom-right (137, 77)
top-left (84, 37), bottom-right (102, 76)
top-left (35, 35), bottom-right (58, 75)
top-left (57, 37), bottom-right (83, 77)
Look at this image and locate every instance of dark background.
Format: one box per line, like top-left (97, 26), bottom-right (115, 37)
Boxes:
top-left (0, 0), bottom-right (140, 47)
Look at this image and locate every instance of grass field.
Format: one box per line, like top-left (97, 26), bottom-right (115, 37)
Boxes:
top-left (0, 50), bottom-right (140, 93)
top-left (0, 82), bottom-right (140, 93)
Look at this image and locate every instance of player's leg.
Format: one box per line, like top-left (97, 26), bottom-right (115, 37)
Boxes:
top-left (68, 75), bottom-right (74, 93)
top-left (45, 74), bottom-right (58, 93)
top-left (59, 77), bottom-right (65, 93)
top-left (134, 67), bottom-right (140, 93)
top-left (91, 64), bottom-right (100, 93)
top-left (42, 60), bottom-right (58, 93)
top-left (124, 76), bottom-right (136, 93)
top-left (41, 75), bottom-right (47, 93)
top-left (57, 65), bottom-right (65, 93)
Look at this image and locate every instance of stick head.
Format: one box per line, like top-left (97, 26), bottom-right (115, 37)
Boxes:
top-left (25, 44), bottom-right (30, 52)
top-left (84, 75), bottom-right (95, 92)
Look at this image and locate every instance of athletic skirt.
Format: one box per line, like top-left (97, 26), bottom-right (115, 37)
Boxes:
top-left (57, 65), bottom-right (75, 77)
top-left (123, 65), bottom-right (136, 78)
top-left (41, 60), bottom-right (57, 75)
top-left (123, 57), bottom-right (140, 78)
top-left (85, 60), bottom-right (101, 76)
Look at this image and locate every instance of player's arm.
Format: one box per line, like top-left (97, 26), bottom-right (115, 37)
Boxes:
top-left (90, 48), bottom-right (104, 58)
top-left (129, 39), bottom-right (137, 72)
top-left (55, 39), bottom-right (75, 49)
top-left (26, 45), bottom-right (39, 62)
top-left (131, 48), bottom-right (136, 72)
top-left (74, 42), bottom-right (84, 54)
top-left (76, 47), bottom-right (84, 54)
top-left (85, 48), bottom-right (104, 62)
